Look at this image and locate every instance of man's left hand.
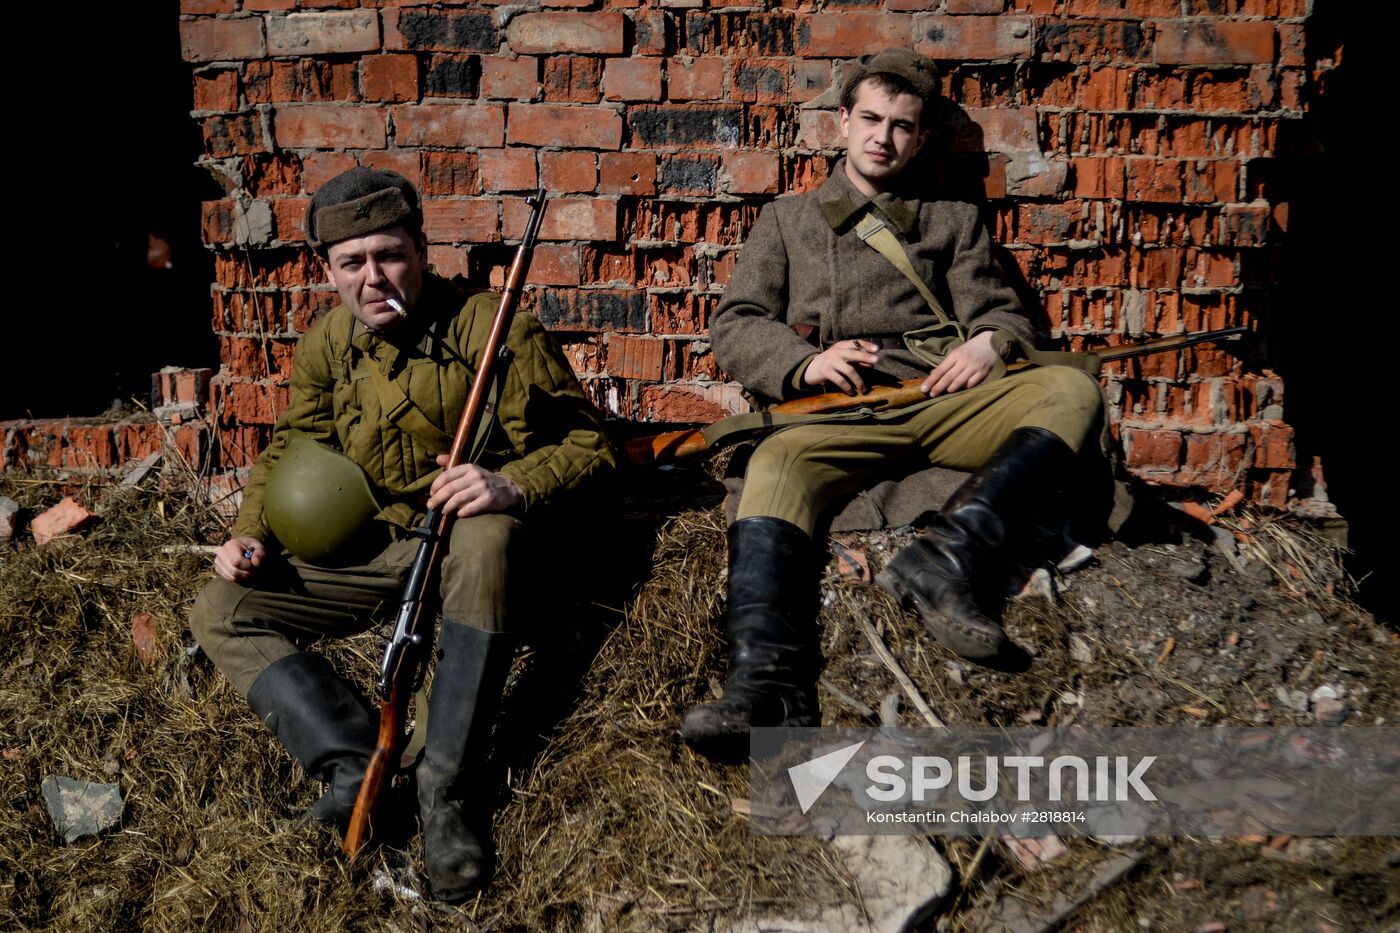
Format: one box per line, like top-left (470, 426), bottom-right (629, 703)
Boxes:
top-left (921, 330), bottom-right (1001, 398)
top-left (428, 455), bottom-right (524, 517)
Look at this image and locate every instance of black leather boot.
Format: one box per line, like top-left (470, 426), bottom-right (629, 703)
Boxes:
top-left (682, 517), bottom-right (821, 763)
top-left (877, 427), bottom-right (1076, 660)
top-left (417, 620), bottom-right (513, 903)
top-left (246, 651), bottom-right (375, 830)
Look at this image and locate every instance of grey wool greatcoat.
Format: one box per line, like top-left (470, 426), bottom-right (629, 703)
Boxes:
top-left (711, 160), bottom-right (1034, 407)
top-left (711, 161), bottom-right (1054, 531)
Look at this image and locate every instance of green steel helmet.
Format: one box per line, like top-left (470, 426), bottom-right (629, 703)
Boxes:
top-left (263, 431), bottom-right (380, 562)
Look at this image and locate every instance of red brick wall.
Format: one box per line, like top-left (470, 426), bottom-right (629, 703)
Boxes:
top-left (3, 1), bottom-right (1320, 510)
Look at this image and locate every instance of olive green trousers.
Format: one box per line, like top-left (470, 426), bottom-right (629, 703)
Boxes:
top-left (190, 513), bottom-right (522, 697)
top-left (736, 366), bottom-right (1103, 535)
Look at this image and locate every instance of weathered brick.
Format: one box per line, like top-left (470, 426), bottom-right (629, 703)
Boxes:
top-left (422, 151), bottom-right (480, 196)
top-left (1039, 19), bottom-right (1151, 61)
top-left (1125, 158), bottom-right (1183, 202)
top-left (731, 59), bottom-right (789, 102)
top-left (426, 245), bottom-right (471, 279)
top-left (182, 0), bottom-right (234, 12)
top-left (267, 11), bottom-right (379, 57)
top-left (1220, 204), bottom-right (1269, 247)
top-left (1071, 156), bottom-right (1126, 198)
top-left (1122, 427), bottom-right (1182, 472)
top-left (1154, 20), bottom-right (1275, 65)
top-left (599, 152), bottom-right (658, 195)
top-left (480, 148), bottom-right (538, 192)
top-left (1180, 431), bottom-right (1249, 483)
top-left (658, 156), bottom-right (718, 195)
top-left (385, 9), bottom-right (498, 53)
top-left (392, 104), bottom-right (504, 147)
top-left (915, 14), bottom-right (1033, 60)
top-left (203, 200), bottom-right (237, 244)
top-left (245, 59), bottom-right (358, 105)
top-left (61, 428), bottom-right (116, 471)
top-left (639, 383), bottom-right (746, 422)
top-left (542, 56), bottom-right (602, 103)
top-left (667, 56), bottom-right (725, 100)
top-left (797, 13), bottom-right (912, 57)
top-left (605, 58), bottom-right (663, 102)
top-left (276, 104), bottom-right (386, 148)
top-left (536, 288), bottom-right (647, 332)
top-left (635, 10), bottom-right (669, 56)
top-left (271, 197), bottom-right (309, 241)
top-left (540, 150), bottom-right (598, 193)
top-left (194, 69), bottom-right (240, 112)
top-left (180, 17), bottom-right (266, 62)
top-left (425, 55), bottom-right (481, 99)
top-left (203, 113), bottom-right (263, 158)
top-left (629, 105), bottom-right (743, 147)
top-left (508, 13), bottom-right (626, 55)
top-left (947, 0), bottom-right (1005, 11)
top-left (361, 54), bottom-right (418, 102)
top-left (482, 57), bottom-right (538, 100)
top-left (1249, 422), bottom-right (1294, 470)
top-left (1184, 159), bottom-right (1238, 204)
top-left (723, 150), bottom-right (779, 194)
top-left (525, 245), bottom-right (582, 286)
top-left (361, 149), bottom-right (421, 185)
top-left (947, 107), bottom-right (1039, 152)
top-left (1277, 22), bottom-right (1304, 68)
top-left (118, 422), bottom-right (166, 462)
top-left (792, 60), bottom-right (833, 102)
top-left (606, 334), bottom-right (666, 380)
top-left (797, 110), bottom-right (842, 149)
top-left (507, 197), bottom-right (618, 241)
top-left (683, 12), bottom-right (795, 55)
top-left (508, 105), bottom-right (623, 149)
top-left (422, 198), bottom-right (500, 242)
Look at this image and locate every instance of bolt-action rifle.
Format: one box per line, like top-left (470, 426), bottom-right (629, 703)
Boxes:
top-left (623, 326), bottom-right (1248, 466)
top-left (342, 189), bottom-right (548, 858)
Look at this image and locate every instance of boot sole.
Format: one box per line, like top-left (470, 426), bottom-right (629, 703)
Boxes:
top-left (876, 569), bottom-right (1005, 661)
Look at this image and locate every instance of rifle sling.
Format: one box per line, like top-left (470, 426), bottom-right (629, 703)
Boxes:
top-left (363, 354), bottom-right (506, 465)
top-left (854, 211), bottom-right (950, 324)
top-left (854, 208), bottom-right (1101, 378)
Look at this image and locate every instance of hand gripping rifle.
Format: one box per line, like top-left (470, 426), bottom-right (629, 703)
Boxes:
top-left (343, 189), bottom-right (547, 858)
top-left (624, 326), bottom-right (1248, 466)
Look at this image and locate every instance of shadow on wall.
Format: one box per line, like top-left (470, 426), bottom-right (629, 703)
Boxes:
top-left (1272, 6), bottom-right (1391, 623)
top-left (5, 2), bottom-right (220, 420)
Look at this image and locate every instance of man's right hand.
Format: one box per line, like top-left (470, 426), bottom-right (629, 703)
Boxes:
top-left (214, 536), bottom-right (265, 583)
top-left (802, 339), bottom-right (881, 395)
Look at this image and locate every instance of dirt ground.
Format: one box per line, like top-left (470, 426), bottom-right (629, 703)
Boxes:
top-left (1, 463), bottom-right (1396, 931)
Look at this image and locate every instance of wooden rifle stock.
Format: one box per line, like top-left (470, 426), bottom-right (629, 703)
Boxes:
top-left (622, 326), bottom-right (1247, 466)
top-left (343, 189), bottom-right (547, 858)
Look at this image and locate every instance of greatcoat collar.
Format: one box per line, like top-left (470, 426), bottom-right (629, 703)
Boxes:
top-left (816, 158), bottom-right (923, 237)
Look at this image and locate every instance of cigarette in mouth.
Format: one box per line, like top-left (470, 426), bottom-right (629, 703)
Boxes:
top-left (386, 297), bottom-right (407, 317)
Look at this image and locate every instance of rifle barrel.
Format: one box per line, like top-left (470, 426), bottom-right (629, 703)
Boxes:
top-left (344, 189), bottom-right (547, 859)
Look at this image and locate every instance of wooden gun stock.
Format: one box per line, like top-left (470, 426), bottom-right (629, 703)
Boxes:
top-left (622, 326), bottom-right (1247, 467)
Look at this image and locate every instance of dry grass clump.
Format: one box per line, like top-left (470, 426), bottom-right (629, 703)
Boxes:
top-left (0, 472), bottom-right (853, 932)
top-left (3, 464), bottom-right (1394, 932)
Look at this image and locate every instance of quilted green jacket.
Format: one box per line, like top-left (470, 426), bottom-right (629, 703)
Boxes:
top-left (232, 272), bottom-right (616, 543)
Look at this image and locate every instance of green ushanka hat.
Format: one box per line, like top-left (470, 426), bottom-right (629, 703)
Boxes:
top-left (305, 167), bottom-right (422, 250)
top-left (840, 48), bottom-right (940, 109)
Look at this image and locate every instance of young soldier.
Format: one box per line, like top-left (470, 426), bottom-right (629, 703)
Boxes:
top-left (683, 50), bottom-right (1104, 760)
top-left (189, 168), bottom-right (617, 899)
